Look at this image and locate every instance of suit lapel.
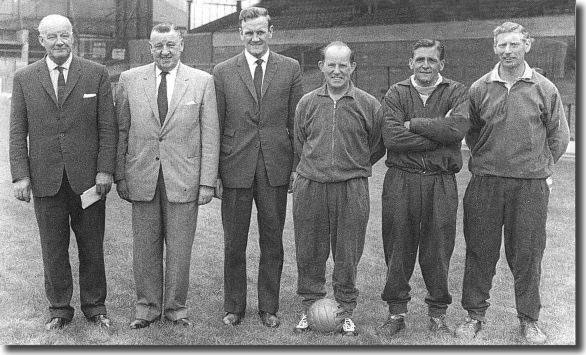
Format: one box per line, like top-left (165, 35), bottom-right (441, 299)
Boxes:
top-left (60, 56), bottom-right (81, 106)
top-left (141, 63), bottom-right (160, 124)
top-left (35, 60), bottom-right (59, 107)
top-left (262, 52), bottom-right (278, 99)
top-left (164, 63), bottom-right (189, 129)
top-left (236, 52), bottom-right (258, 102)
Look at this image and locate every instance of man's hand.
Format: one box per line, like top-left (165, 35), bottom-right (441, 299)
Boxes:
top-left (95, 172), bottom-right (113, 199)
top-left (403, 121), bottom-right (411, 130)
top-left (214, 178), bottom-right (223, 199)
top-left (198, 185), bottom-right (215, 205)
top-left (116, 179), bottom-right (131, 202)
top-left (13, 177), bottom-right (31, 202)
top-left (288, 171), bottom-right (298, 193)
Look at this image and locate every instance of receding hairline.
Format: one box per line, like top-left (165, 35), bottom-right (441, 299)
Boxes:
top-left (322, 41), bottom-right (354, 62)
top-left (38, 14), bottom-right (72, 34)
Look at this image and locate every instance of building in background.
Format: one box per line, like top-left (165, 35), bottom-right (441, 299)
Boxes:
top-left (188, 0), bottom-right (259, 30)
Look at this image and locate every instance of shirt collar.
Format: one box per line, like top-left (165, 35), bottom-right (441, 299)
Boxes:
top-left (46, 54), bottom-right (72, 71)
top-left (244, 49), bottom-right (270, 67)
top-left (489, 61), bottom-right (533, 83)
top-left (317, 81), bottom-right (356, 99)
top-left (156, 61), bottom-right (180, 77)
top-left (410, 73), bottom-right (443, 90)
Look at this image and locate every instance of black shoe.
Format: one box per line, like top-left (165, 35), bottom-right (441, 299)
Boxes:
top-left (173, 318), bottom-right (192, 327)
top-left (222, 312), bottom-right (243, 326)
top-left (88, 314), bottom-right (112, 331)
top-left (429, 315), bottom-right (451, 334)
top-left (377, 314), bottom-right (405, 336)
top-left (129, 318), bottom-right (156, 329)
top-left (259, 311), bottom-right (280, 328)
top-left (45, 317), bottom-right (70, 331)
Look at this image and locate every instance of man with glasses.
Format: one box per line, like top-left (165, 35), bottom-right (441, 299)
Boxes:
top-left (115, 23), bottom-right (219, 329)
top-left (9, 14), bottom-right (117, 331)
top-left (213, 6), bottom-right (303, 328)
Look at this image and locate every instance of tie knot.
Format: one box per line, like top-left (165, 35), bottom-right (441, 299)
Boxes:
top-left (161, 71), bottom-right (168, 77)
top-left (255, 59), bottom-right (263, 66)
top-left (56, 66), bottom-right (64, 73)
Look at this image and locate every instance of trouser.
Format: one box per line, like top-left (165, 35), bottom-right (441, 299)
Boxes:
top-left (381, 167), bottom-right (457, 318)
top-left (132, 169), bottom-right (198, 321)
top-left (222, 150), bottom-right (288, 315)
top-left (461, 175), bottom-right (548, 322)
top-left (293, 175), bottom-right (369, 318)
top-left (33, 170), bottom-right (107, 320)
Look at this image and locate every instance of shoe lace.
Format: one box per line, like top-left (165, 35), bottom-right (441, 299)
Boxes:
top-left (343, 318), bottom-right (355, 331)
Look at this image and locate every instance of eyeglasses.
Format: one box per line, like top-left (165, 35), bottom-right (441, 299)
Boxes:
top-left (151, 42), bottom-right (179, 51)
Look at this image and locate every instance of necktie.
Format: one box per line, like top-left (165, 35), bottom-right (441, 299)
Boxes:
top-left (157, 71), bottom-right (168, 125)
top-left (56, 66), bottom-right (65, 103)
top-left (253, 59), bottom-right (263, 102)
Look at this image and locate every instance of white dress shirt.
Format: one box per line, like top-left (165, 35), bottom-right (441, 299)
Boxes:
top-left (155, 62), bottom-right (180, 105)
top-left (244, 49), bottom-right (269, 84)
top-left (46, 54), bottom-right (72, 97)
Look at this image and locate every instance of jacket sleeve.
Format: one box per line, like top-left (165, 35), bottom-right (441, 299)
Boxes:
top-left (199, 75), bottom-right (220, 187)
top-left (96, 65), bottom-right (118, 175)
top-left (288, 61), bottom-right (304, 152)
top-left (369, 99), bottom-right (386, 165)
top-left (381, 86), bottom-right (439, 152)
top-left (114, 72), bottom-right (130, 182)
top-left (545, 88), bottom-right (570, 163)
top-left (212, 65), bottom-right (226, 138)
top-left (9, 71), bottom-right (30, 182)
top-left (409, 83), bottom-right (471, 144)
top-left (293, 95), bottom-right (307, 172)
top-left (465, 85), bottom-right (483, 152)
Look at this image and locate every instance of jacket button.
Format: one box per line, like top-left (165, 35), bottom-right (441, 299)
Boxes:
top-left (60, 133), bottom-right (65, 138)
top-left (155, 157), bottom-right (159, 161)
top-left (159, 138), bottom-right (163, 142)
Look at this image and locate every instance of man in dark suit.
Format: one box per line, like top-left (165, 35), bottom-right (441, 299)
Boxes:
top-left (212, 6), bottom-right (303, 328)
top-left (9, 14), bottom-right (117, 331)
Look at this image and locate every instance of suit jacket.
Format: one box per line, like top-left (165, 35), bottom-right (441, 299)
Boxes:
top-left (213, 51), bottom-right (303, 188)
top-left (115, 62), bottom-right (219, 203)
top-left (9, 55), bottom-right (117, 197)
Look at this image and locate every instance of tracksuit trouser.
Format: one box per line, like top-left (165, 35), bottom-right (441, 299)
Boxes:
top-left (293, 175), bottom-right (369, 317)
top-left (381, 167), bottom-right (458, 318)
top-left (462, 175), bottom-right (549, 322)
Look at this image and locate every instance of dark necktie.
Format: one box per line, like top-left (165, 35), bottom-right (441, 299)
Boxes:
top-left (56, 66), bottom-right (65, 103)
top-left (157, 71), bottom-right (168, 125)
top-left (253, 59), bottom-right (263, 102)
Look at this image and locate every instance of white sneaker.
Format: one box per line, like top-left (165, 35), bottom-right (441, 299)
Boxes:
top-left (293, 314), bottom-right (309, 333)
top-left (342, 318), bottom-right (357, 336)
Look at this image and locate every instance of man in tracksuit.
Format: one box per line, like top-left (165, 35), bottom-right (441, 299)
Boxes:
top-left (377, 39), bottom-right (470, 336)
top-left (292, 41), bottom-right (384, 336)
top-left (454, 22), bottom-right (569, 345)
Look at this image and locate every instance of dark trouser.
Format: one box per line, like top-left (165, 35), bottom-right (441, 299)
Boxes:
top-left (221, 150), bottom-right (287, 315)
top-left (381, 167), bottom-right (457, 318)
top-left (33, 170), bottom-right (107, 320)
top-left (293, 176), bottom-right (369, 318)
top-left (132, 169), bottom-right (198, 321)
top-left (462, 175), bottom-right (548, 323)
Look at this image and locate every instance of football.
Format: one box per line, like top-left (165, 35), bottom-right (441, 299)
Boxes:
top-left (307, 298), bottom-right (343, 333)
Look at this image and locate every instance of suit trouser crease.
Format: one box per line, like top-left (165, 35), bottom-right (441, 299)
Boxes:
top-left (293, 175), bottom-right (369, 317)
top-left (222, 149), bottom-right (287, 315)
top-left (461, 175), bottom-right (548, 322)
top-left (381, 167), bottom-right (457, 317)
top-left (34, 170), bottom-right (107, 320)
top-left (132, 169), bottom-right (198, 321)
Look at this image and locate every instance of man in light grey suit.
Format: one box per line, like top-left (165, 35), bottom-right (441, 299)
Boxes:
top-left (115, 23), bottom-right (219, 329)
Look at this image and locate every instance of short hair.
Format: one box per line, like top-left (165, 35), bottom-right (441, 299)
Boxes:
top-left (493, 21), bottom-right (532, 45)
top-left (412, 39), bottom-right (445, 61)
top-left (38, 14), bottom-right (72, 35)
top-left (151, 22), bottom-right (182, 40)
top-left (239, 6), bottom-right (272, 27)
top-left (321, 41), bottom-right (355, 62)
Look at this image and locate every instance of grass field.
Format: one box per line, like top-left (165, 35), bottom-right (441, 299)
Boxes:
top-left (0, 94), bottom-right (576, 347)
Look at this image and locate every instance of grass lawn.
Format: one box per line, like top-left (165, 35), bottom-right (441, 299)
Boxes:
top-left (0, 94), bottom-right (576, 347)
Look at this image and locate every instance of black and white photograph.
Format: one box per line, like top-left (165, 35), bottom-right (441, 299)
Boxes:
top-left (0, 0), bottom-right (577, 347)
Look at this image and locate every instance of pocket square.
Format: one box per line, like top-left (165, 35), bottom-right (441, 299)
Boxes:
top-left (185, 100), bottom-right (197, 105)
top-left (83, 93), bottom-right (97, 98)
